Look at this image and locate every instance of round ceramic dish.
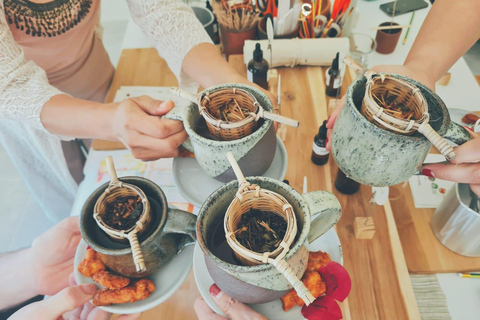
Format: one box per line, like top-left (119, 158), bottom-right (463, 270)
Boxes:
top-left (74, 239), bottom-right (193, 314)
top-left (193, 227), bottom-right (343, 319)
top-left (173, 135), bottom-right (288, 207)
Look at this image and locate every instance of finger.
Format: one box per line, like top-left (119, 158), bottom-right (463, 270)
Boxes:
top-left (421, 163), bottom-right (480, 184)
top-left (326, 95), bottom-right (345, 129)
top-left (134, 115), bottom-right (184, 140)
top-left (450, 137), bottom-right (480, 164)
top-left (116, 313), bottom-right (143, 320)
top-left (84, 307), bottom-right (111, 320)
top-left (130, 96), bottom-right (175, 116)
top-left (326, 129), bottom-right (332, 151)
top-left (81, 302), bottom-right (98, 320)
top-left (58, 216), bottom-right (80, 233)
top-left (471, 184), bottom-right (480, 197)
top-left (209, 284), bottom-right (267, 320)
top-left (41, 284), bottom-right (98, 318)
top-left (128, 130), bottom-right (188, 160)
top-left (69, 272), bottom-right (77, 287)
top-left (194, 297), bottom-right (227, 320)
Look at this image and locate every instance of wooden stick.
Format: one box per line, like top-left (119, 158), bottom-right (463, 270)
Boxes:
top-left (370, 25), bottom-right (411, 31)
top-left (263, 111), bottom-right (300, 127)
top-left (226, 152), bottom-right (248, 186)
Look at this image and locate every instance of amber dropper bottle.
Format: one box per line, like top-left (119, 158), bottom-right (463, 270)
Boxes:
top-left (247, 43), bottom-right (269, 90)
top-left (311, 120), bottom-right (330, 166)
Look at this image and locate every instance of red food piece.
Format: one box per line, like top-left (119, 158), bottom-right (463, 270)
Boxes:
top-left (301, 295), bottom-right (342, 320)
top-left (318, 262), bottom-right (351, 302)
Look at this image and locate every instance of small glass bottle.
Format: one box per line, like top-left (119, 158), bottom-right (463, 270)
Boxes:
top-left (247, 43), bottom-right (269, 90)
top-left (334, 169), bottom-right (360, 195)
top-left (205, 1), bottom-right (220, 44)
top-left (311, 120), bottom-right (329, 166)
top-left (326, 52), bottom-right (342, 97)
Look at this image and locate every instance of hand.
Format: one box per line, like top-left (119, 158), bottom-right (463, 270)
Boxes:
top-left (28, 217), bottom-right (81, 296)
top-left (112, 95), bottom-right (188, 161)
top-left (325, 64), bottom-right (437, 151)
top-left (421, 130), bottom-right (480, 196)
top-left (194, 284), bottom-right (268, 320)
top-left (10, 273), bottom-right (141, 320)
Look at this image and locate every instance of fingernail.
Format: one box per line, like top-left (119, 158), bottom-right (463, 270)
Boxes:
top-left (209, 284), bottom-right (221, 298)
top-left (81, 284), bottom-right (98, 295)
top-left (421, 168), bottom-right (434, 178)
top-left (464, 126), bottom-right (474, 132)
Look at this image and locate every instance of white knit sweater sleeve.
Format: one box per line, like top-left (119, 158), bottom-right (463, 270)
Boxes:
top-left (126, 0), bottom-right (214, 88)
top-left (0, 3), bottom-right (63, 131)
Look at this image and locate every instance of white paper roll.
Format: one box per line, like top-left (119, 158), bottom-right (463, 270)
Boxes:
top-left (243, 38), bottom-right (350, 68)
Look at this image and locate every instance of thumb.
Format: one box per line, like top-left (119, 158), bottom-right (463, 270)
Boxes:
top-left (209, 284), bottom-right (267, 320)
top-left (42, 284), bottom-right (98, 318)
top-left (130, 96), bottom-right (175, 116)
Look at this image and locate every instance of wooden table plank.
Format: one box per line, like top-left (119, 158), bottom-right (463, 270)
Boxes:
top-left (104, 49), bottom-right (420, 319)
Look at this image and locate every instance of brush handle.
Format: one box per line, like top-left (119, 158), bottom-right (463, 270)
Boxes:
top-left (127, 232), bottom-right (146, 273)
top-left (271, 259), bottom-right (315, 306)
top-left (170, 87), bottom-right (199, 104)
top-left (417, 124), bottom-right (456, 161)
top-left (106, 156), bottom-right (120, 185)
top-left (226, 152), bottom-right (248, 186)
top-left (262, 111), bottom-right (300, 128)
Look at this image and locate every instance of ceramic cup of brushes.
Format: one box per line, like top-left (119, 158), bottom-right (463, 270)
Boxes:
top-left (80, 175), bottom-right (197, 278)
top-left (166, 84), bottom-right (299, 182)
top-left (196, 176), bottom-right (342, 304)
top-left (331, 58), bottom-right (471, 187)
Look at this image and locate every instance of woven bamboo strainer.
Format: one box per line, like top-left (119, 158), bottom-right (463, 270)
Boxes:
top-left (93, 156), bottom-right (151, 273)
top-left (171, 86), bottom-right (299, 141)
top-left (223, 152), bottom-right (315, 306)
top-left (344, 56), bottom-right (456, 160)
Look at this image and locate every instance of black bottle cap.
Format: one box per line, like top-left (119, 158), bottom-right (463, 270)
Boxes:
top-left (253, 43), bottom-right (263, 62)
top-left (331, 52), bottom-right (339, 71)
top-left (319, 120), bottom-right (327, 136)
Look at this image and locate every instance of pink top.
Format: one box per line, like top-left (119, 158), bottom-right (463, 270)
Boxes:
top-left (6, 0), bottom-right (113, 102)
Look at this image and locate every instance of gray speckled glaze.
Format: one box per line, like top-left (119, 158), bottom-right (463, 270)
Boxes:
top-left (166, 84), bottom-right (276, 182)
top-left (79, 177), bottom-right (196, 278)
top-left (196, 177), bottom-right (342, 304)
top-left (331, 74), bottom-right (471, 187)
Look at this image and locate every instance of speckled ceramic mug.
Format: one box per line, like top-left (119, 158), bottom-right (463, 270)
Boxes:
top-left (165, 84), bottom-right (276, 182)
top-left (331, 74), bottom-right (471, 187)
top-left (197, 177), bottom-right (342, 304)
top-left (79, 177), bottom-right (196, 278)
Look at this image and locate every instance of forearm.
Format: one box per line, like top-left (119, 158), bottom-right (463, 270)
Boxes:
top-left (40, 94), bottom-right (117, 141)
top-left (0, 249), bottom-right (36, 310)
top-left (404, 0), bottom-right (480, 83)
top-left (182, 43), bottom-right (246, 88)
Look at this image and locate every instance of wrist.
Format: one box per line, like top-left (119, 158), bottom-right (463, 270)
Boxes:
top-left (403, 60), bottom-right (437, 90)
top-left (99, 103), bottom-right (121, 142)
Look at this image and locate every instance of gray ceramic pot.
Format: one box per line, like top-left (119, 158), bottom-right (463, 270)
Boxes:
top-left (196, 177), bottom-right (342, 304)
top-left (79, 177), bottom-right (196, 278)
top-left (331, 74), bottom-right (471, 187)
top-left (166, 84), bottom-right (276, 182)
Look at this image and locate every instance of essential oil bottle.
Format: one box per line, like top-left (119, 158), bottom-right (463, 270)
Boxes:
top-left (247, 43), bottom-right (269, 90)
top-left (326, 52), bottom-right (342, 97)
top-left (334, 169), bottom-right (360, 195)
top-left (311, 120), bottom-right (329, 166)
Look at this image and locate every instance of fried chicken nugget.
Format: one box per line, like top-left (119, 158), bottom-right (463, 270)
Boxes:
top-left (93, 279), bottom-right (156, 306)
top-left (78, 248), bottom-right (106, 277)
top-left (92, 270), bottom-right (130, 290)
top-left (280, 272), bottom-right (326, 311)
top-left (306, 250), bottom-right (331, 272)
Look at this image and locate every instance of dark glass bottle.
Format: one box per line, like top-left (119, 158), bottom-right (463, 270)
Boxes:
top-left (326, 52), bottom-right (342, 97)
top-left (311, 120), bottom-right (329, 166)
top-left (247, 43), bottom-right (269, 90)
top-left (206, 0), bottom-right (220, 44)
top-left (334, 169), bottom-right (360, 195)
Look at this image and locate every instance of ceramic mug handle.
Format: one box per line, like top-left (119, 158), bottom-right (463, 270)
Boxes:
top-left (302, 191), bottom-right (342, 243)
top-left (162, 102), bottom-right (195, 153)
top-left (443, 121), bottom-right (472, 146)
top-left (163, 208), bottom-right (197, 252)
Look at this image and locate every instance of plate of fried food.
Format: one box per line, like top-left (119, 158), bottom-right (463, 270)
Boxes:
top-left (193, 227), bottom-right (345, 320)
top-left (74, 239), bottom-right (194, 314)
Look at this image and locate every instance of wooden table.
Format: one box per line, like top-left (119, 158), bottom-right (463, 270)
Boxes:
top-left (102, 48), bottom-right (421, 320)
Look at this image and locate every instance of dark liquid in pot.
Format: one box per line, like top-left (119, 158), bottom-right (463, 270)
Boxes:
top-left (91, 197), bottom-right (162, 249)
top-left (207, 218), bottom-right (242, 265)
